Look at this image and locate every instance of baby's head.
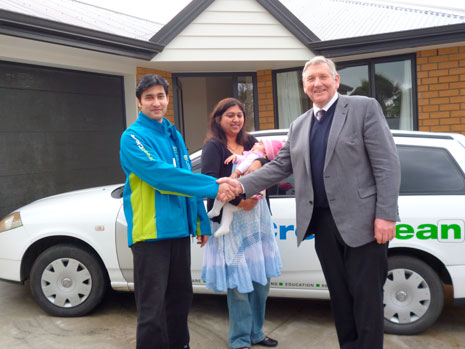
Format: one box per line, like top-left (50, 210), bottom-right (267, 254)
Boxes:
top-left (251, 141), bottom-right (266, 153)
top-left (261, 139), bottom-right (285, 160)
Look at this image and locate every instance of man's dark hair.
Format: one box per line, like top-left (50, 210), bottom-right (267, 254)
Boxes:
top-left (136, 74), bottom-right (169, 100)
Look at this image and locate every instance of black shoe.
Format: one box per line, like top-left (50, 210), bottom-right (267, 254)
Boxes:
top-left (256, 337), bottom-right (278, 347)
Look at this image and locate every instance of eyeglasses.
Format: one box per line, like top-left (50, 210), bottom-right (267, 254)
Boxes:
top-left (223, 112), bottom-right (244, 118)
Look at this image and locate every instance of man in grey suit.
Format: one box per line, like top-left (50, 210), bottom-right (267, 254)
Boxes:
top-left (218, 56), bottom-right (401, 348)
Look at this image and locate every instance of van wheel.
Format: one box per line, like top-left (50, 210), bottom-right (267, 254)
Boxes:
top-left (30, 244), bottom-right (107, 317)
top-left (384, 255), bottom-right (444, 335)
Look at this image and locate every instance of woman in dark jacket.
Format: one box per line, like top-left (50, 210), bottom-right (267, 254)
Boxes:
top-left (201, 98), bottom-right (282, 349)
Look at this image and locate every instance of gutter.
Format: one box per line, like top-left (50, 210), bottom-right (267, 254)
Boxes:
top-left (308, 22), bottom-right (465, 57)
top-left (0, 9), bottom-right (163, 60)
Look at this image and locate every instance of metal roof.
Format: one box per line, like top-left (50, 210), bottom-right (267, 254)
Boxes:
top-left (279, 0), bottom-right (465, 40)
top-left (0, 0), bottom-right (163, 40)
top-left (2, 0), bottom-right (465, 43)
top-left (1, 0), bottom-right (465, 60)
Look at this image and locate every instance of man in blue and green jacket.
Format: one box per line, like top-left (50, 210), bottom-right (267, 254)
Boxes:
top-left (120, 74), bottom-right (231, 349)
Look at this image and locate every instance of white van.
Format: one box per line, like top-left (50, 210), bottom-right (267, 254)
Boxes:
top-left (0, 130), bottom-right (464, 335)
top-left (190, 129), bottom-right (465, 335)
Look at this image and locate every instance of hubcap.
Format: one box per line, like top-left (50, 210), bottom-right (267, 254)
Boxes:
top-left (395, 290), bottom-right (408, 302)
top-left (40, 258), bottom-right (92, 308)
top-left (384, 268), bottom-right (431, 324)
top-left (62, 277), bottom-right (73, 288)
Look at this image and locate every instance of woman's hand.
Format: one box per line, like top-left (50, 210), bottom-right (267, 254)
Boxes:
top-left (237, 198), bottom-right (259, 211)
top-left (224, 154), bottom-right (238, 164)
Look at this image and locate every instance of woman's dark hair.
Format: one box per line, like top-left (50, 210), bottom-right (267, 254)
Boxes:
top-left (136, 74), bottom-right (169, 100)
top-left (205, 98), bottom-right (249, 145)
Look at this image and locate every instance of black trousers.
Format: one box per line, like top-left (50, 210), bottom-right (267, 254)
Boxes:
top-left (131, 237), bottom-right (193, 349)
top-left (310, 208), bottom-right (388, 349)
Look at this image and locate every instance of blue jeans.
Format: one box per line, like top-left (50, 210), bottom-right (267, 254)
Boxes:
top-left (227, 280), bottom-right (270, 349)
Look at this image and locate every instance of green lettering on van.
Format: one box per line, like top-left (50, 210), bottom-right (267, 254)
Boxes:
top-left (396, 222), bottom-right (463, 241)
top-left (441, 224), bottom-right (461, 240)
top-left (396, 224), bottom-right (414, 239)
top-left (417, 224), bottom-right (437, 240)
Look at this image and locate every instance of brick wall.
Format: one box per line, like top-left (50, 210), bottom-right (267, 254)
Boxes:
top-left (257, 70), bottom-right (275, 130)
top-left (136, 68), bottom-right (175, 124)
top-left (417, 46), bottom-right (465, 134)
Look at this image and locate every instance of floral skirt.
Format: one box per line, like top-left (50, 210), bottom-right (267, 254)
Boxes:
top-left (201, 199), bottom-right (282, 293)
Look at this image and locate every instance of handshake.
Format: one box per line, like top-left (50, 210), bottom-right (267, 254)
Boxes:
top-left (216, 177), bottom-right (244, 202)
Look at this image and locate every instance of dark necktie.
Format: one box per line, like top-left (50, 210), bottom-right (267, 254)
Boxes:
top-left (315, 109), bottom-right (325, 121)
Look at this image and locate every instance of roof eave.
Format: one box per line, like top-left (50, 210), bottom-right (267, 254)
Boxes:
top-left (308, 22), bottom-right (465, 58)
top-left (149, 0), bottom-right (215, 45)
top-left (149, 0), bottom-right (321, 48)
top-left (0, 9), bottom-right (163, 60)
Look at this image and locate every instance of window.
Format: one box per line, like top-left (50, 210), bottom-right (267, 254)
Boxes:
top-left (337, 65), bottom-right (369, 96)
top-left (275, 69), bottom-right (310, 128)
top-left (338, 57), bottom-right (415, 130)
top-left (267, 175), bottom-right (295, 198)
top-left (237, 75), bottom-right (256, 132)
top-left (274, 55), bottom-right (416, 130)
top-left (398, 145), bottom-right (465, 194)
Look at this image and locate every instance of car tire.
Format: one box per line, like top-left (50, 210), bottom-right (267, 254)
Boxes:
top-left (30, 244), bottom-right (108, 317)
top-left (384, 255), bottom-right (444, 335)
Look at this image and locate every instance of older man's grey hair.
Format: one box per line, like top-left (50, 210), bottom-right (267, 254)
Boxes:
top-left (302, 56), bottom-right (338, 79)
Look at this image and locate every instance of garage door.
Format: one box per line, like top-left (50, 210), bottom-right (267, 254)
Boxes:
top-left (0, 61), bottom-right (126, 219)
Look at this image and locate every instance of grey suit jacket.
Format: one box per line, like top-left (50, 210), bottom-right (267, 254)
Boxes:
top-left (240, 94), bottom-right (401, 247)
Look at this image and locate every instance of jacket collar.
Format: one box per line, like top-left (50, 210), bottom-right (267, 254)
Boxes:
top-left (137, 111), bottom-right (173, 136)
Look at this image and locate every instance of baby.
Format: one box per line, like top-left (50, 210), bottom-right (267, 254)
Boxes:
top-left (208, 139), bottom-right (285, 237)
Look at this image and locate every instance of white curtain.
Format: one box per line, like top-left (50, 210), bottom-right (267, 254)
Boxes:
top-left (399, 60), bottom-right (413, 130)
top-left (277, 71), bottom-right (304, 128)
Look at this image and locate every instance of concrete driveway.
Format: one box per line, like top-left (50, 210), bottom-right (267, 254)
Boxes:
top-left (0, 281), bottom-right (464, 348)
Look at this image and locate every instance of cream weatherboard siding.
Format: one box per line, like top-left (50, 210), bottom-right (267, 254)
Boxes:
top-left (152, 0), bottom-right (313, 72)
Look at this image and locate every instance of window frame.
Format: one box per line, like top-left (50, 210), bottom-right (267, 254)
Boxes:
top-left (273, 54), bottom-right (418, 130)
top-left (272, 66), bottom-right (304, 129)
top-left (172, 72), bottom-right (259, 136)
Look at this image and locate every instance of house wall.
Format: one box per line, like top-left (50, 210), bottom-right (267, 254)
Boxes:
top-left (136, 68), bottom-right (175, 124)
top-left (417, 45), bottom-right (465, 135)
top-left (257, 69), bottom-right (275, 130)
top-left (151, 0), bottom-right (311, 72)
top-left (138, 46), bottom-right (465, 137)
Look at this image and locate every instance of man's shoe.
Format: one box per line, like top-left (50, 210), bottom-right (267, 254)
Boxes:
top-left (256, 337), bottom-right (278, 347)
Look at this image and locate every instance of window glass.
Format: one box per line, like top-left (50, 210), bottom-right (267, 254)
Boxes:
top-left (375, 61), bottom-right (413, 130)
top-left (337, 65), bottom-right (369, 96)
top-left (237, 75), bottom-right (255, 131)
top-left (191, 156), bottom-right (201, 173)
top-left (275, 56), bottom-right (415, 131)
top-left (268, 175), bottom-right (295, 197)
top-left (276, 70), bottom-right (310, 128)
top-left (398, 145), bottom-right (465, 194)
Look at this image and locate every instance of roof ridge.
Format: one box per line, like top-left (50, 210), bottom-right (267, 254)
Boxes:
top-left (330, 0), bottom-right (465, 20)
top-left (72, 0), bottom-right (164, 25)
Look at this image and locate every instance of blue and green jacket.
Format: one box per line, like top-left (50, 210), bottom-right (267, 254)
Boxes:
top-left (120, 112), bottom-right (218, 246)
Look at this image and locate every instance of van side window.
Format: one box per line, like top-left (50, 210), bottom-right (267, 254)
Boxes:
top-left (191, 159), bottom-right (201, 174)
top-left (398, 145), bottom-right (465, 194)
top-left (267, 175), bottom-right (295, 197)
